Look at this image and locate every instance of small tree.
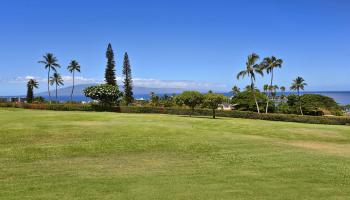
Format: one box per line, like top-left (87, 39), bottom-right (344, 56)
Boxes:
top-left (260, 56), bottom-right (283, 113)
top-left (231, 90), bottom-right (268, 112)
top-left (174, 95), bottom-right (184, 107)
top-left (67, 60), bottom-right (81, 101)
top-left (232, 86), bottom-right (240, 96)
top-left (236, 53), bottom-right (264, 113)
top-left (26, 79), bottom-right (39, 103)
top-left (122, 52), bottom-right (134, 105)
top-left (203, 93), bottom-right (227, 118)
top-left (83, 84), bottom-right (122, 106)
top-left (290, 76), bottom-right (307, 115)
top-left (149, 92), bottom-right (160, 107)
top-left (33, 96), bottom-right (45, 103)
top-left (105, 43), bottom-right (117, 85)
top-left (160, 94), bottom-right (175, 107)
top-left (178, 91), bottom-right (203, 116)
top-left (38, 53), bottom-right (60, 103)
top-left (49, 72), bottom-right (64, 101)
top-left (280, 86), bottom-right (286, 99)
top-left (272, 85), bottom-right (279, 99)
top-left (263, 84), bottom-right (269, 94)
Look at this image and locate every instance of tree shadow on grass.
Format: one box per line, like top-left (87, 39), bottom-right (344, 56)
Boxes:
top-left (177, 115), bottom-right (225, 120)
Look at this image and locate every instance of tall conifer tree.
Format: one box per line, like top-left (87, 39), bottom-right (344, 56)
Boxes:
top-left (104, 43), bottom-right (117, 85)
top-left (122, 52), bottom-right (134, 104)
top-left (26, 79), bottom-right (39, 103)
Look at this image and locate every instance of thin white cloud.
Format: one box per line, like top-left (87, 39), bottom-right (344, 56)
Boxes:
top-left (10, 75), bottom-right (100, 84)
top-left (60, 76), bottom-right (101, 84)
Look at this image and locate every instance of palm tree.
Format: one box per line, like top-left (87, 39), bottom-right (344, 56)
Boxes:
top-left (26, 79), bottom-right (39, 103)
top-left (232, 85), bottom-right (240, 96)
top-left (280, 86), bottom-right (286, 95)
top-left (263, 84), bottom-right (269, 94)
top-left (280, 86), bottom-right (286, 100)
top-left (237, 53), bottom-right (264, 113)
top-left (261, 56), bottom-right (283, 113)
top-left (50, 72), bottom-right (64, 101)
top-left (290, 76), bottom-right (307, 115)
top-left (245, 85), bottom-right (253, 91)
top-left (38, 53), bottom-right (60, 102)
top-left (272, 85), bottom-right (279, 98)
top-left (67, 60), bottom-right (81, 101)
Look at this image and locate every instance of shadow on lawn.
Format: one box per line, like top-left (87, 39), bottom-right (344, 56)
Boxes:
top-left (178, 115), bottom-right (225, 120)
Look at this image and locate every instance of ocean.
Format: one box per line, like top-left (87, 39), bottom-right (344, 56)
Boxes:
top-left (295, 91), bottom-right (350, 105)
top-left (2, 91), bottom-right (350, 105)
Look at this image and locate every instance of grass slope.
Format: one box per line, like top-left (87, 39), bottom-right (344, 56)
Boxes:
top-left (1, 108), bottom-right (350, 199)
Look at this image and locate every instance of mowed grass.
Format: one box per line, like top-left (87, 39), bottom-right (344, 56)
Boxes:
top-left (1, 108), bottom-right (350, 199)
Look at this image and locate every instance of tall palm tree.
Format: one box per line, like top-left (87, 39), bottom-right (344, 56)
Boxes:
top-left (26, 79), bottom-right (39, 103)
top-left (290, 76), bottom-right (307, 115)
top-left (67, 60), bottom-right (81, 101)
top-left (50, 72), bottom-right (64, 101)
top-left (38, 53), bottom-right (60, 102)
top-left (261, 56), bottom-right (283, 113)
top-left (232, 85), bottom-right (240, 96)
top-left (237, 53), bottom-right (263, 113)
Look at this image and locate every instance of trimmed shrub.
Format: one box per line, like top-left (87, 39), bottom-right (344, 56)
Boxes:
top-left (1, 103), bottom-right (350, 125)
top-left (83, 84), bottom-right (122, 106)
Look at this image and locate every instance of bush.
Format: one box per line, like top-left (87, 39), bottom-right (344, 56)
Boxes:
top-left (119, 106), bottom-right (350, 125)
top-left (177, 91), bottom-right (203, 116)
top-left (83, 84), bottom-right (122, 106)
top-left (33, 96), bottom-right (46, 103)
top-left (231, 90), bottom-right (269, 112)
top-left (287, 94), bottom-right (343, 116)
top-left (0, 102), bottom-right (93, 111)
top-left (276, 102), bottom-right (291, 114)
top-left (203, 93), bottom-right (228, 118)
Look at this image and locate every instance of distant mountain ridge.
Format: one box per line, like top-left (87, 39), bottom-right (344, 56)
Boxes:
top-left (7, 84), bottom-right (350, 104)
top-left (36, 84), bottom-right (193, 97)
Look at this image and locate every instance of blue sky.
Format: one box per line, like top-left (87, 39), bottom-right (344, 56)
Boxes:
top-left (0, 0), bottom-right (349, 95)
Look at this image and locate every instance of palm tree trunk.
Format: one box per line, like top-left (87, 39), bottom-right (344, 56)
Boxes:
top-left (251, 78), bottom-right (260, 114)
top-left (253, 91), bottom-right (260, 114)
top-left (270, 70), bottom-right (274, 100)
top-left (56, 84), bottom-right (58, 101)
top-left (265, 70), bottom-right (274, 114)
top-left (48, 68), bottom-right (51, 103)
top-left (265, 98), bottom-right (269, 113)
top-left (298, 89), bottom-right (303, 115)
top-left (71, 72), bottom-right (74, 101)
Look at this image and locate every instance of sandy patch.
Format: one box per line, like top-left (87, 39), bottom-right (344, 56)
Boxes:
top-left (284, 128), bottom-right (346, 139)
top-left (284, 141), bottom-right (350, 156)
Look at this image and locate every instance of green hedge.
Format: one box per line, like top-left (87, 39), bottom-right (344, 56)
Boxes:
top-left (0, 102), bottom-right (93, 111)
top-left (119, 107), bottom-right (350, 125)
top-left (1, 103), bottom-right (350, 125)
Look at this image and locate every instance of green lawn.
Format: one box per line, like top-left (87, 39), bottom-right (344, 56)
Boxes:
top-left (1, 108), bottom-right (350, 199)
